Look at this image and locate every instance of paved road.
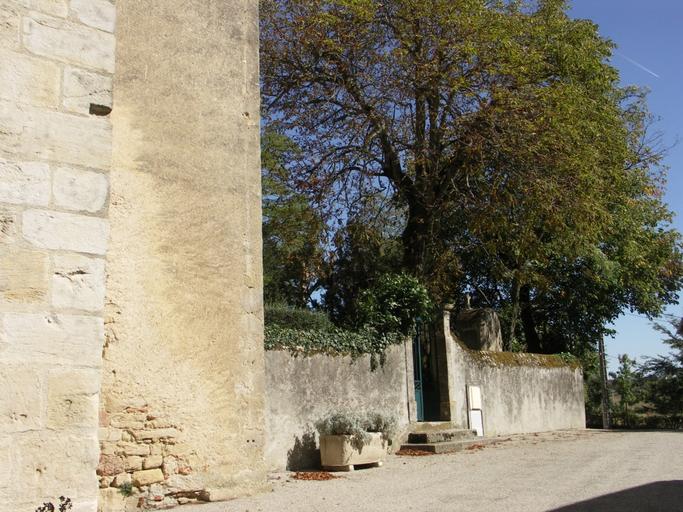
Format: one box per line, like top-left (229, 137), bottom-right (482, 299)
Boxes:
top-left (193, 430), bottom-right (683, 512)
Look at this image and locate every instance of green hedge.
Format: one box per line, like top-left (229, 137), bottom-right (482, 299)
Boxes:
top-left (264, 324), bottom-right (402, 357)
top-left (264, 303), bottom-right (334, 332)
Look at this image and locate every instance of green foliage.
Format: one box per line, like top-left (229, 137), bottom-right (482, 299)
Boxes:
top-left (639, 317), bottom-right (683, 428)
top-left (357, 273), bottom-right (433, 335)
top-left (557, 352), bottom-right (580, 366)
top-left (315, 412), bottom-right (397, 450)
top-left (610, 354), bottom-right (641, 428)
top-left (315, 413), bottom-right (370, 450)
top-left (261, 129), bottom-right (327, 307)
top-left (265, 303), bottom-right (334, 332)
top-left (579, 349), bottom-right (605, 428)
top-left (264, 324), bottom-right (401, 357)
top-left (365, 412), bottom-right (398, 440)
top-left (118, 483), bottom-right (134, 498)
top-left (261, 0), bottom-right (682, 357)
top-left (323, 214), bottom-right (404, 327)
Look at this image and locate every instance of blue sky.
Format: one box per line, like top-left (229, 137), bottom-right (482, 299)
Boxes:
top-left (570, 1), bottom-right (683, 369)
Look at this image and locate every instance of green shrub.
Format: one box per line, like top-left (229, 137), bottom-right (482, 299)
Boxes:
top-left (264, 303), bottom-right (334, 332)
top-left (264, 325), bottom-right (400, 357)
top-left (357, 273), bottom-right (433, 335)
top-left (118, 482), bottom-right (134, 497)
top-left (315, 412), bottom-right (397, 450)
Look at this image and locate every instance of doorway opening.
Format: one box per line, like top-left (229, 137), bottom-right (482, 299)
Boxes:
top-left (412, 320), bottom-right (450, 421)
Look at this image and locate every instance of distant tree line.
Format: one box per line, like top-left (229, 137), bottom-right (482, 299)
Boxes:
top-left (588, 317), bottom-right (682, 429)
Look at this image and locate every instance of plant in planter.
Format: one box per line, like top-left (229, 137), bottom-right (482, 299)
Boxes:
top-left (315, 412), bottom-right (397, 472)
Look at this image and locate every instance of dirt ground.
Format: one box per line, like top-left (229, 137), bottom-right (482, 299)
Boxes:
top-left (192, 430), bottom-right (683, 512)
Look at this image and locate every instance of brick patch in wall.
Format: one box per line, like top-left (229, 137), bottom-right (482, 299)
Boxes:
top-left (99, 405), bottom-right (202, 509)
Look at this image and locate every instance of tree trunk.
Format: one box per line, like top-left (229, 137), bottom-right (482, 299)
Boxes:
top-left (520, 284), bottom-right (542, 353)
top-left (401, 198), bottom-right (431, 278)
top-left (508, 275), bottom-right (521, 351)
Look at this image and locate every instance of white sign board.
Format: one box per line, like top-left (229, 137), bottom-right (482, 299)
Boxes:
top-left (469, 410), bottom-right (484, 437)
top-left (468, 385), bottom-right (482, 410)
top-left (467, 385), bottom-right (484, 436)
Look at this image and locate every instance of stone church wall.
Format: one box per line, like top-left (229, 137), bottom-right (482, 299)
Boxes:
top-left (98, 1), bottom-right (267, 509)
top-left (0, 1), bottom-right (267, 510)
top-left (0, 1), bottom-right (116, 510)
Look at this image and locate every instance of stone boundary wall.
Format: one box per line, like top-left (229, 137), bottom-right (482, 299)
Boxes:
top-left (264, 343), bottom-right (415, 471)
top-left (0, 1), bottom-right (116, 510)
top-left (441, 312), bottom-right (586, 436)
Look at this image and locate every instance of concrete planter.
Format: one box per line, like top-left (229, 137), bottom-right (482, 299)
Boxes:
top-left (320, 433), bottom-right (388, 471)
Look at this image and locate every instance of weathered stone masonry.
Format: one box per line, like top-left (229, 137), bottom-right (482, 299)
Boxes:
top-left (1, 1), bottom-right (267, 510)
top-left (0, 0), bottom-right (115, 510)
top-left (98, 0), bottom-right (267, 509)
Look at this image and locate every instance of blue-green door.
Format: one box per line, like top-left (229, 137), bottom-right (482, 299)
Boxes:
top-left (412, 328), bottom-right (425, 421)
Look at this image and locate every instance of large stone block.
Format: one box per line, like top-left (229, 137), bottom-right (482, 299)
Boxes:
top-left (69, 0), bottom-right (115, 32)
top-left (454, 308), bottom-right (503, 352)
top-left (97, 454), bottom-right (125, 477)
top-left (10, 431), bottom-right (99, 506)
top-left (0, 435), bottom-right (13, 503)
top-left (118, 442), bottom-right (150, 457)
top-left (0, 365), bottom-right (44, 433)
top-left (0, 208), bottom-right (17, 243)
top-left (52, 253), bottom-right (106, 311)
top-left (132, 468), bottom-right (164, 486)
top-left (0, 1), bottom-right (21, 50)
top-left (62, 66), bottom-right (113, 115)
top-left (0, 99), bottom-right (112, 170)
top-left (23, 209), bottom-right (109, 255)
top-left (0, 158), bottom-right (50, 206)
top-left (98, 488), bottom-right (129, 512)
top-left (22, 12), bottom-right (115, 72)
top-left (47, 368), bottom-right (100, 428)
top-left (0, 312), bottom-right (104, 366)
top-left (0, 247), bottom-right (49, 303)
top-left (0, 49), bottom-right (60, 108)
top-left (53, 167), bottom-right (109, 213)
top-left (18, 0), bottom-right (68, 17)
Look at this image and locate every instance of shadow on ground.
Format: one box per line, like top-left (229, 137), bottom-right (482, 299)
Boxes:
top-left (549, 481), bottom-right (683, 512)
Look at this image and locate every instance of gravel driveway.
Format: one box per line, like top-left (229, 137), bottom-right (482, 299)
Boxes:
top-left (191, 430), bottom-right (683, 512)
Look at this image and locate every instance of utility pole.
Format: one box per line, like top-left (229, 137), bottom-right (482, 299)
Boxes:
top-left (598, 337), bottom-right (611, 429)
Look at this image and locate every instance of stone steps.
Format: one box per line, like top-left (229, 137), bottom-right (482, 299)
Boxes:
top-left (400, 425), bottom-right (485, 454)
top-left (400, 437), bottom-right (492, 454)
top-left (407, 429), bottom-right (476, 444)
top-left (408, 421), bottom-right (462, 433)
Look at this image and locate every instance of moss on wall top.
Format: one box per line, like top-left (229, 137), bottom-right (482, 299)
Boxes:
top-left (460, 344), bottom-right (581, 370)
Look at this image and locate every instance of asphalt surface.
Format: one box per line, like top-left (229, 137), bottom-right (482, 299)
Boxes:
top-left (192, 430), bottom-right (683, 512)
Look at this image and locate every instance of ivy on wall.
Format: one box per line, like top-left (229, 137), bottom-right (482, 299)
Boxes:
top-left (264, 325), bottom-right (402, 357)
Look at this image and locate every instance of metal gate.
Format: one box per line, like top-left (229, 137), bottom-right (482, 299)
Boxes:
top-left (413, 319), bottom-right (441, 422)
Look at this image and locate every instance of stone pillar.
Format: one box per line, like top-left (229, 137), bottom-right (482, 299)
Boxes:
top-left (0, 1), bottom-right (116, 510)
top-left (435, 306), bottom-right (457, 421)
top-left (99, 0), bottom-right (266, 508)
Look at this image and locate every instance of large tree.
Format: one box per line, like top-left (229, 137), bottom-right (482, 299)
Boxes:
top-left (262, 129), bottom-right (328, 307)
top-left (260, 0), bottom-right (682, 349)
top-left (262, 0), bottom-right (625, 282)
